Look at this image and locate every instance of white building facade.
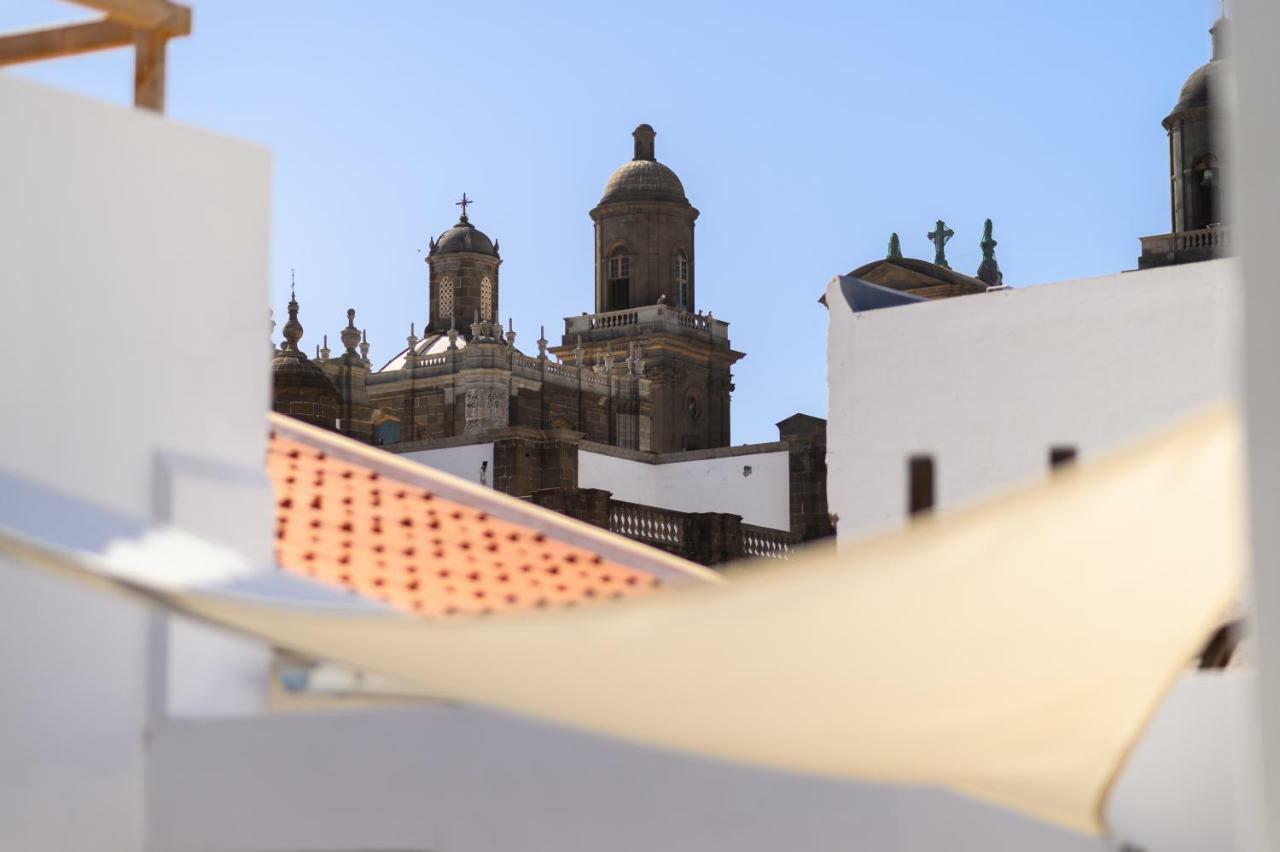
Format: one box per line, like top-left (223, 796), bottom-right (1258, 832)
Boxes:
top-left (825, 261), bottom-right (1238, 539)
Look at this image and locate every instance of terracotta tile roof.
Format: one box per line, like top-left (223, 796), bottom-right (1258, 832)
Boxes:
top-left (267, 422), bottom-right (703, 617)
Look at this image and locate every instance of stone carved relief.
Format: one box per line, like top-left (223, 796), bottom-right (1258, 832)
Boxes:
top-left (464, 386), bottom-right (508, 434)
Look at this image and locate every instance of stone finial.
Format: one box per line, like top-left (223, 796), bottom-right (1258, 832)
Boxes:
top-left (574, 335), bottom-right (584, 367)
top-left (282, 290), bottom-right (303, 352)
top-left (405, 323), bottom-right (419, 369)
top-left (319, 334), bottom-right (330, 363)
top-left (505, 317), bottom-right (517, 348)
top-left (926, 219), bottom-right (955, 269)
top-left (887, 233), bottom-right (903, 259)
top-left (269, 308), bottom-right (278, 354)
top-left (976, 218), bottom-right (1003, 286)
top-left (359, 328), bottom-right (370, 363)
top-left (633, 124), bottom-right (656, 161)
top-left (537, 325), bottom-right (548, 360)
top-left (340, 308), bottom-right (360, 355)
top-left (1211, 13), bottom-right (1229, 61)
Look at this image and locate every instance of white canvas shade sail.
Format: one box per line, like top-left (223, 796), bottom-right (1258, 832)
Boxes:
top-left (0, 406), bottom-right (1244, 837)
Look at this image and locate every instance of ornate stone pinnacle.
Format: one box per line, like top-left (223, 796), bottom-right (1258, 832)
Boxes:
top-left (340, 309), bottom-right (360, 354)
top-left (282, 290), bottom-right (303, 352)
top-left (976, 218), bottom-right (1003, 286)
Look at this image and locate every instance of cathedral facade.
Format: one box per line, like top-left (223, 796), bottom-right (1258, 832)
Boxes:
top-left (271, 124), bottom-right (831, 564)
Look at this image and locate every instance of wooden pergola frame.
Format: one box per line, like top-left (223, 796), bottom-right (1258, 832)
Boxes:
top-left (0, 0), bottom-right (191, 112)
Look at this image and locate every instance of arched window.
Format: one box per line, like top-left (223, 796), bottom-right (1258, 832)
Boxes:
top-left (607, 246), bottom-right (630, 310)
top-left (1193, 154), bottom-right (1220, 228)
top-left (676, 250), bottom-right (690, 309)
top-left (373, 420), bottom-right (401, 446)
top-left (438, 277), bottom-right (454, 322)
top-left (480, 277), bottom-right (494, 320)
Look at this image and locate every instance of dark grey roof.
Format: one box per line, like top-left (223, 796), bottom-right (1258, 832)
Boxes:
top-left (834, 275), bottom-right (927, 312)
top-left (432, 219), bottom-right (498, 257)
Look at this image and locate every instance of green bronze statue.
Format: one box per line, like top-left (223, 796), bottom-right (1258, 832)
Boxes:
top-left (927, 219), bottom-right (954, 268)
top-left (887, 233), bottom-right (902, 259)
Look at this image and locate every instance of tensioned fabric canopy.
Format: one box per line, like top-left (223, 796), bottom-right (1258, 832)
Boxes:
top-left (0, 406), bottom-right (1244, 837)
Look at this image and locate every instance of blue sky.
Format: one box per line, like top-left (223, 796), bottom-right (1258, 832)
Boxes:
top-left (5, 1), bottom-right (1218, 444)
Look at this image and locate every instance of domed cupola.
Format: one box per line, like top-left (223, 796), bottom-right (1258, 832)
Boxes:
top-left (1162, 16), bottom-right (1226, 234)
top-left (599, 125), bottom-right (690, 205)
top-left (271, 288), bottom-right (341, 432)
top-left (590, 125), bottom-right (699, 313)
top-left (425, 194), bottom-right (502, 336)
top-left (429, 197), bottom-right (500, 258)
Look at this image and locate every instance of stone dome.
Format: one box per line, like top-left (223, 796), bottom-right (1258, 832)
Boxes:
top-left (598, 124), bottom-right (689, 205)
top-left (1166, 17), bottom-right (1227, 123)
top-left (431, 218), bottom-right (498, 257)
top-left (1169, 59), bottom-right (1220, 117)
top-left (272, 349), bottom-right (340, 399)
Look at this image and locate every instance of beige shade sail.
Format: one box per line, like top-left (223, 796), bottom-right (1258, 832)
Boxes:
top-left (0, 406), bottom-right (1245, 837)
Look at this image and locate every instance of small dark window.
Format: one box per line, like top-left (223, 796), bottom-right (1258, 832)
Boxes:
top-left (1049, 446), bottom-right (1077, 470)
top-left (607, 247), bottom-right (630, 310)
top-left (1193, 153), bottom-right (1220, 228)
top-left (676, 250), bottom-right (690, 308)
top-left (908, 455), bottom-right (935, 517)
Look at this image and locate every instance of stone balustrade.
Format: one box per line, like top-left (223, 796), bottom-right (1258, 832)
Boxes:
top-left (531, 488), bottom-right (796, 566)
top-left (564, 304), bottom-right (730, 342)
top-left (1139, 225), bottom-right (1231, 269)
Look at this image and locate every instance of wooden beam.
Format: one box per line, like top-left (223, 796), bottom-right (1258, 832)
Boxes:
top-left (133, 26), bottom-right (166, 112)
top-left (64, 0), bottom-right (190, 34)
top-left (0, 18), bottom-right (134, 67)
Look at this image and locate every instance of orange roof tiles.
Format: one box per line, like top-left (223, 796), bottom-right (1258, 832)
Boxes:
top-left (268, 431), bottom-right (665, 617)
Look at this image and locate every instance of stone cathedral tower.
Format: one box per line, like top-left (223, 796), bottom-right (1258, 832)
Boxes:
top-left (426, 196), bottom-right (501, 336)
top-left (1139, 14), bottom-right (1228, 269)
top-left (552, 124), bottom-right (744, 453)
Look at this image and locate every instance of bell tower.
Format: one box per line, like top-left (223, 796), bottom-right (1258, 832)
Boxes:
top-left (589, 125), bottom-right (699, 312)
top-left (1139, 15), bottom-right (1228, 269)
top-left (552, 125), bottom-right (744, 453)
top-left (426, 195), bottom-right (501, 336)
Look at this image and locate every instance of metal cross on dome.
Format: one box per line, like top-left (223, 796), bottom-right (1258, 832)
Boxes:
top-left (456, 193), bottom-right (473, 221)
top-left (927, 219), bottom-right (954, 269)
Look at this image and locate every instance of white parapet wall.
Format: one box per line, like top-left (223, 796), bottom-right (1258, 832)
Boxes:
top-left (0, 74), bottom-right (272, 848)
top-left (825, 260), bottom-right (1238, 539)
top-left (401, 442), bottom-right (495, 487)
top-left (579, 445), bottom-right (791, 530)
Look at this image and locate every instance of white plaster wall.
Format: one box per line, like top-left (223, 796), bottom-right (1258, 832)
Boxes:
top-left (826, 261), bottom-right (1238, 539)
top-left (402, 443), bottom-right (495, 487)
top-left (0, 75), bottom-right (272, 849)
top-left (147, 703), bottom-right (1103, 852)
top-left (579, 449), bottom-right (790, 529)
